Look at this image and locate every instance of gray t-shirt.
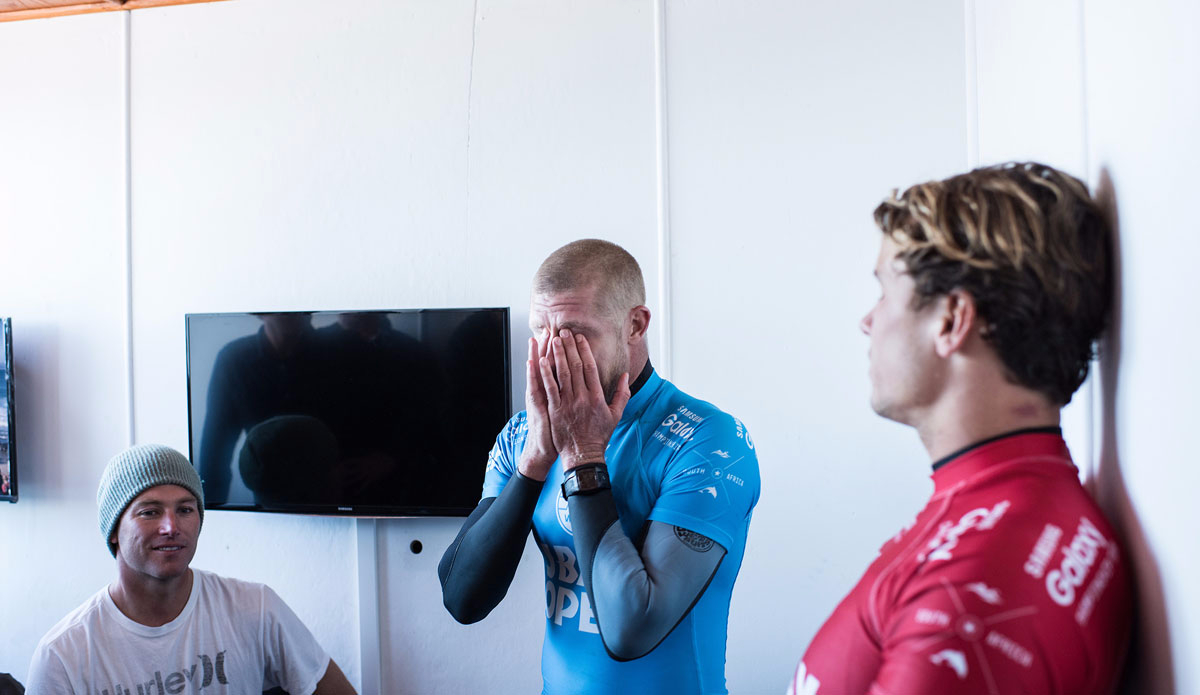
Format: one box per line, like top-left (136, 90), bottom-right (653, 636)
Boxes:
top-left (26, 569), bottom-right (329, 695)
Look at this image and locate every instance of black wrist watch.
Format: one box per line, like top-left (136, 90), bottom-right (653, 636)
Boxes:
top-left (562, 463), bottom-right (611, 499)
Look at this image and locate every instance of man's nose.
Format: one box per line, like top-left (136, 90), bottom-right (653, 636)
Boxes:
top-left (159, 512), bottom-right (179, 535)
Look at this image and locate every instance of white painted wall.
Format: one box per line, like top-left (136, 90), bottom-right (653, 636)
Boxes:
top-left (661, 2), bottom-right (966, 689)
top-left (369, 2), bottom-right (661, 691)
top-left (0, 9), bottom-right (135, 677)
top-left (971, 2), bottom-right (1198, 691)
top-left (3, 0), bottom-right (1195, 693)
top-left (970, 0), bottom-right (1097, 469)
top-left (1083, 2), bottom-right (1200, 692)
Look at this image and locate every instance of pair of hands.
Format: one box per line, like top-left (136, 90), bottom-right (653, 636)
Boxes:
top-left (517, 329), bottom-right (631, 482)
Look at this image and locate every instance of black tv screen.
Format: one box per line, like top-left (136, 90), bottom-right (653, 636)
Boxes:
top-left (186, 308), bottom-right (510, 516)
top-left (1, 318), bottom-right (15, 503)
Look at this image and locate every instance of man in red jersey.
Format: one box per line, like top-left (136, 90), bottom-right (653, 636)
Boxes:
top-left (790, 163), bottom-right (1131, 695)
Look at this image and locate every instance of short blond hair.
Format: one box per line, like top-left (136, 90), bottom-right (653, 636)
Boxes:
top-left (533, 239), bottom-right (646, 319)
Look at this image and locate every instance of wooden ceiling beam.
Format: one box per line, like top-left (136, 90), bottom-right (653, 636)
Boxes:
top-left (0, 0), bottom-right (225, 23)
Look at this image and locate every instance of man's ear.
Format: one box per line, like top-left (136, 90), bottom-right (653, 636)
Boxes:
top-left (934, 289), bottom-right (977, 358)
top-left (628, 305), bottom-right (651, 342)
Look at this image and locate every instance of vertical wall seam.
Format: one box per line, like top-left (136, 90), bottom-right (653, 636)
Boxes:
top-left (464, 0), bottom-right (480, 237)
top-left (1077, 0), bottom-right (1097, 480)
top-left (122, 10), bottom-right (135, 446)
top-left (963, 0), bottom-right (980, 168)
top-left (653, 0), bottom-right (672, 379)
top-left (356, 518), bottom-right (382, 694)
top-left (1078, 0), bottom-right (1091, 181)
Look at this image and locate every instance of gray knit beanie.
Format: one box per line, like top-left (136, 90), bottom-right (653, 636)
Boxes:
top-left (97, 444), bottom-right (205, 557)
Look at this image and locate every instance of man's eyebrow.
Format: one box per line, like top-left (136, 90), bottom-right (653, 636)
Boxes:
top-left (133, 496), bottom-right (197, 508)
top-left (530, 320), bottom-right (589, 333)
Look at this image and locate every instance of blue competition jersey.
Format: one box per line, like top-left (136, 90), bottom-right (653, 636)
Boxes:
top-left (481, 369), bottom-right (760, 695)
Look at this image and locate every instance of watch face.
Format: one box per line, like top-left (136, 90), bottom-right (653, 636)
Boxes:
top-left (576, 468), bottom-right (597, 489)
top-left (567, 465), bottom-right (609, 496)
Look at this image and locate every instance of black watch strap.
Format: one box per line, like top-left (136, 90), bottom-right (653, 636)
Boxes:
top-left (562, 463), bottom-right (611, 498)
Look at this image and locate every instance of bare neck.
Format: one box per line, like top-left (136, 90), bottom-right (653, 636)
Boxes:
top-left (108, 568), bottom-right (194, 627)
top-left (916, 373), bottom-right (1060, 463)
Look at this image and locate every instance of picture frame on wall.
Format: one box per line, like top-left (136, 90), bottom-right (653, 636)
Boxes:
top-left (1, 317), bottom-right (16, 503)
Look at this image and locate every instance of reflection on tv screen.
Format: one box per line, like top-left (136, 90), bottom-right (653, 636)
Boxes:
top-left (186, 309), bottom-right (510, 516)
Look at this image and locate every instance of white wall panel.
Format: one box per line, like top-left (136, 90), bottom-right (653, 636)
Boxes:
top-left (463, 0), bottom-right (661, 353)
top-left (126, 0), bottom-right (487, 687)
top-left (126, 0), bottom-right (657, 692)
top-left (974, 0), bottom-right (1088, 170)
top-left (1083, 1), bottom-right (1200, 691)
top-left (663, 1), bottom-right (968, 690)
top-left (0, 11), bottom-right (128, 679)
top-left (971, 0), bottom-right (1097, 477)
top-left (374, 518), bottom-right (547, 693)
top-left (378, 1), bottom-right (659, 690)
top-left (974, 2), bottom-right (1198, 691)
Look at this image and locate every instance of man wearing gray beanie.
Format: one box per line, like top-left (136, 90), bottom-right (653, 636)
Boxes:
top-left (26, 444), bottom-right (356, 695)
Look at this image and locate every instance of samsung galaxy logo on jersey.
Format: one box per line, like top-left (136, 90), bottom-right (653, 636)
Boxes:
top-left (652, 430), bottom-right (682, 451)
top-left (660, 413), bottom-right (698, 442)
top-left (1023, 523), bottom-right (1063, 579)
top-left (734, 418), bottom-right (755, 450)
top-left (676, 405), bottom-right (705, 423)
top-left (1076, 544), bottom-right (1119, 626)
top-left (1046, 516), bottom-right (1108, 607)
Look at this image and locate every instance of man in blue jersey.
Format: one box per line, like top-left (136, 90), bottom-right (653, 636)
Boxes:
top-left (439, 239), bottom-right (760, 695)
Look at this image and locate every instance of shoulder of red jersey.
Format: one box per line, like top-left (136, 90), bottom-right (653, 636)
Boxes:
top-left (872, 476), bottom-right (1131, 694)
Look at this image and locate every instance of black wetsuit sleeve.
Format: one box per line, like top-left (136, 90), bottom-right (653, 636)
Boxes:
top-left (438, 471), bottom-right (544, 624)
top-left (569, 488), bottom-right (726, 661)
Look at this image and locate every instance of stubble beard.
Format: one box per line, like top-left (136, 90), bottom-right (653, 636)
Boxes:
top-left (601, 343), bottom-right (630, 405)
top-left (601, 372), bottom-right (620, 405)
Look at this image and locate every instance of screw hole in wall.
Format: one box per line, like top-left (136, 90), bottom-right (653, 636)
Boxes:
top-left (410, 540), bottom-right (423, 554)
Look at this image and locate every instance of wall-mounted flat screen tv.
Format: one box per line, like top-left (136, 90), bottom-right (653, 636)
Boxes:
top-left (186, 308), bottom-right (511, 517)
top-left (1, 318), bottom-right (16, 503)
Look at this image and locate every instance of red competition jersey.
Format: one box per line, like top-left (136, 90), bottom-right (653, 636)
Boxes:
top-left (791, 431), bottom-right (1131, 695)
